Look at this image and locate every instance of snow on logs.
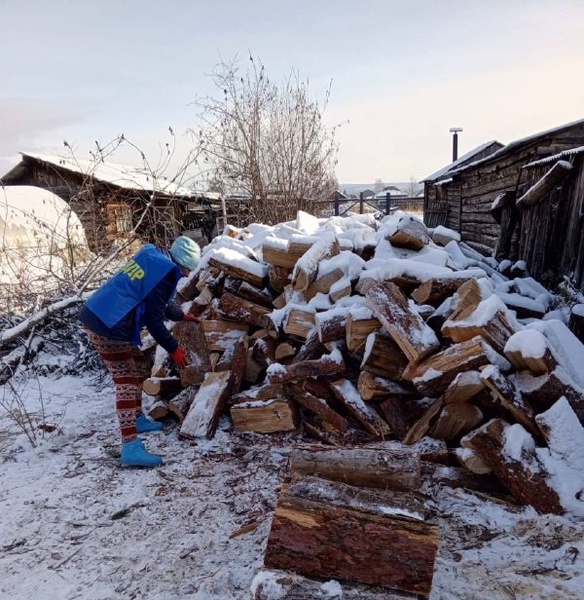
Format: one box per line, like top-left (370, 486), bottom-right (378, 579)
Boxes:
top-left (144, 211), bottom-right (584, 527)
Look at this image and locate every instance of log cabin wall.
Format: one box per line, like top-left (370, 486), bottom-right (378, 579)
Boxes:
top-left (1, 156), bottom-right (190, 254)
top-left (424, 120), bottom-right (584, 288)
top-left (518, 154), bottom-right (584, 289)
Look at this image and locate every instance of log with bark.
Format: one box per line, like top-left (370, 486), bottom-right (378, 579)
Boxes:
top-left (264, 481), bottom-right (439, 597)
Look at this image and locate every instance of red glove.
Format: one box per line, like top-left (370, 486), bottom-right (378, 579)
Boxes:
top-left (183, 313), bottom-right (200, 323)
top-left (171, 347), bottom-right (188, 368)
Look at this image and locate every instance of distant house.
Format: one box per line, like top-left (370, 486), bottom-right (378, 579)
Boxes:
top-left (362, 189), bottom-right (375, 199)
top-left (0, 152), bottom-right (219, 253)
top-left (374, 185), bottom-right (407, 200)
top-left (422, 118), bottom-right (584, 289)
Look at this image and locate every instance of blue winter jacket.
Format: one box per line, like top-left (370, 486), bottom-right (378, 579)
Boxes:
top-left (78, 244), bottom-right (185, 353)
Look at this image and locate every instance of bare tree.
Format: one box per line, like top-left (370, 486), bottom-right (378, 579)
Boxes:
top-left (191, 55), bottom-right (340, 224)
top-left (405, 175), bottom-right (422, 198)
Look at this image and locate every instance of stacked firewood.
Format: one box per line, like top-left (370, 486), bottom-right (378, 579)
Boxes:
top-left (144, 211), bottom-right (584, 520)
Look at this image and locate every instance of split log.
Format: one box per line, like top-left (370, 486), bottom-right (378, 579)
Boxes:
top-left (218, 292), bottom-right (271, 328)
top-left (304, 268), bottom-right (344, 301)
top-left (480, 365), bottom-right (540, 439)
top-left (345, 311), bottom-right (381, 352)
top-left (168, 386), bottom-right (198, 422)
top-left (268, 264), bottom-right (292, 294)
top-left (314, 308), bottom-right (348, 344)
top-left (251, 336), bottom-right (276, 368)
top-left (291, 232), bottom-right (340, 291)
top-left (442, 295), bottom-right (520, 355)
top-left (403, 336), bottom-right (510, 397)
top-left (411, 277), bottom-right (472, 307)
top-left (262, 240), bottom-right (306, 268)
top-left (179, 371), bottom-right (232, 440)
top-left (402, 399), bottom-right (444, 445)
top-left (235, 281), bottom-right (274, 308)
top-left (329, 379), bottom-right (392, 438)
top-left (357, 371), bottom-right (416, 402)
top-left (215, 334), bottom-right (249, 395)
top-left (289, 446), bottom-right (421, 490)
top-left (275, 342), bottom-right (297, 362)
top-left (302, 418), bottom-right (344, 446)
top-left (443, 370), bottom-right (485, 404)
top-left (283, 308), bottom-right (316, 340)
top-left (173, 321), bottom-right (212, 387)
top-left (230, 396), bottom-right (299, 433)
top-left (379, 397), bottom-right (430, 441)
top-left (147, 400), bottom-right (169, 421)
top-left (516, 160), bottom-right (573, 209)
top-left (229, 383), bottom-right (283, 407)
top-left (142, 376), bottom-right (182, 397)
top-left (462, 418), bottom-right (564, 514)
top-left (385, 215), bottom-right (429, 250)
top-left (515, 368), bottom-right (584, 419)
top-left (151, 344), bottom-right (172, 378)
top-left (365, 281), bottom-right (440, 363)
top-left (361, 330), bottom-right (408, 379)
top-left (449, 278), bottom-right (482, 321)
top-left (264, 483), bottom-right (438, 597)
top-left (329, 278), bottom-right (352, 302)
top-left (504, 329), bottom-right (557, 375)
top-left (454, 447), bottom-right (492, 475)
top-left (202, 319), bottom-right (249, 352)
top-left (208, 249), bottom-right (267, 287)
top-left (430, 403), bottom-right (484, 442)
top-left (266, 352), bottom-right (345, 384)
top-left (286, 384), bottom-right (349, 433)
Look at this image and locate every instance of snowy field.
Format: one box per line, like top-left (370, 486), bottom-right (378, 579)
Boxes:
top-left (2, 370), bottom-right (584, 600)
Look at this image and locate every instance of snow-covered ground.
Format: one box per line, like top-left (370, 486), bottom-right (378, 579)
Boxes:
top-left (2, 370), bottom-right (584, 600)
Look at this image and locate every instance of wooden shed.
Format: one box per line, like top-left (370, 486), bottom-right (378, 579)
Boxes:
top-left (422, 118), bottom-right (584, 289)
top-left (0, 152), bottom-right (220, 254)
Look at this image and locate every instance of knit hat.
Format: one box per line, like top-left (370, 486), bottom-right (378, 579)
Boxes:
top-left (170, 236), bottom-right (201, 271)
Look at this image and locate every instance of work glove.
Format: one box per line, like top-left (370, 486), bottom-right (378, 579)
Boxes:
top-left (171, 347), bottom-right (188, 368)
top-left (183, 313), bottom-right (201, 323)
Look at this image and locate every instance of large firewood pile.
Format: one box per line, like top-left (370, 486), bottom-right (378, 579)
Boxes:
top-left (143, 210), bottom-right (584, 596)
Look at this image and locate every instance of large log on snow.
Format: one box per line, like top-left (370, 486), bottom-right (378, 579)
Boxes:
top-left (179, 371), bottom-right (232, 440)
top-left (462, 418), bottom-right (564, 514)
top-left (289, 447), bottom-right (421, 491)
top-left (173, 321), bottom-right (212, 386)
top-left (264, 482), bottom-right (439, 597)
top-left (365, 281), bottom-right (440, 363)
top-left (403, 336), bottom-right (510, 397)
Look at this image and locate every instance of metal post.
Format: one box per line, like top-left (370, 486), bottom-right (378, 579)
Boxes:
top-left (386, 192), bottom-right (390, 216)
top-left (360, 192), bottom-right (364, 214)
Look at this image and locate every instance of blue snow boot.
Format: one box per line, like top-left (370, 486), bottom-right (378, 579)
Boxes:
top-left (136, 413), bottom-right (164, 434)
top-left (121, 439), bottom-right (163, 468)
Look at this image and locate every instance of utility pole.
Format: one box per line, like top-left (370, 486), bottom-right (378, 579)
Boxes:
top-left (449, 127), bottom-right (463, 162)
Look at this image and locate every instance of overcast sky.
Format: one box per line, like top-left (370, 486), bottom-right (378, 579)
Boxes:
top-left (1, 0), bottom-right (583, 184)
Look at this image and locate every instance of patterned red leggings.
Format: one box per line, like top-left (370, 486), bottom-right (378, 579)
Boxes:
top-left (85, 329), bottom-right (150, 442)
